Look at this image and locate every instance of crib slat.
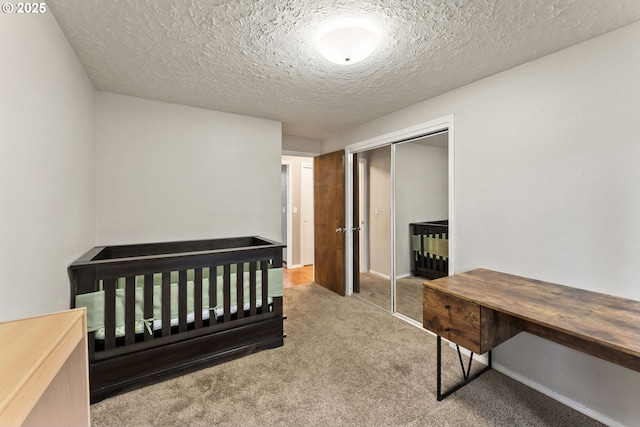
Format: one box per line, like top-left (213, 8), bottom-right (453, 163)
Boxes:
top-left (104, 278), bottom-right (116, 350)
top-left (236, 263), bottom-right (244, 319)
top-left (273, 295), bottom-right (283, 317)
top-left (249, 262), bottom-right (257, 316)
top-left (209, 265), bottom-right (218, 324)
top-left (223, 264), bottom-right (231, 322)
top-left (261, 260), bottom-right (268, 313)
top-left (420, 232), bottom-right (426, 270)
top-left (144, 274), bottom-right (154, 341)
top-left (125, 276), bottom-right (136, 345)
top-left (194, 268), bottom-right (203, 329)
top-left (179, 270), bottom-right (187, 333)
top-left (162, 272), bottom-right (171, 336)
top-left (87, 331), bottom-right (96, 362)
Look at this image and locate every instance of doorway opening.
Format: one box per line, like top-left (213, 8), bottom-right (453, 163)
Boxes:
top-left (281, 162), bottom-right (291, 264)
top-left (281, 155), bottom-right (316, 287)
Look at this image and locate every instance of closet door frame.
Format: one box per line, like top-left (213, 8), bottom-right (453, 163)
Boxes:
top-left (344, 115), bottom-right (455, 319)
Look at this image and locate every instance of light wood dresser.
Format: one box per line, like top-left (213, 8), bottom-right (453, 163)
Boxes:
top-left (0, 308), bottom-right (90, 426)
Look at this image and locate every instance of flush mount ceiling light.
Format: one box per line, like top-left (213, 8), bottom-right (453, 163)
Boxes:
top-left (316, 26), bottom-right (379, 65)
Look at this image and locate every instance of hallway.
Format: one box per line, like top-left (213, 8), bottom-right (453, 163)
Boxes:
top-left (284, 264), bottom-right (313, 288)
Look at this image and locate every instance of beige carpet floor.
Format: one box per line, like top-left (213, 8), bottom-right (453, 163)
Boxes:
top-left (91, 283), bottom-right (603, 427)
top-left (355, 271), bottom-right (392, 311)
top-left (357, 272), bottom-right (425, 323)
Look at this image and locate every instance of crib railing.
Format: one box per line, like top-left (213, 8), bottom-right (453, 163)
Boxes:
top-left (410, 221), bottom-right (449, 279)
top-left (69, 237), bottom-right (284, 359)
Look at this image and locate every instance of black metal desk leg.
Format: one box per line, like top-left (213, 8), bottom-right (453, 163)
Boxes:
top-left (436, 335), bottom-right (492, 401)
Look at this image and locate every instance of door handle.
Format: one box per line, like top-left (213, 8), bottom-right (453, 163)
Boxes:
top-left (337, 227), bottom-right (360, 233)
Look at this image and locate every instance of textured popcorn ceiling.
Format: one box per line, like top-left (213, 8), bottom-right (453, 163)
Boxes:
top-left (48, 0), bottom-right (640, 140)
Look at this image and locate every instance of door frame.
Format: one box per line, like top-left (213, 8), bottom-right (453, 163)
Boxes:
top-left (281, 161), bottom-right (293, 266)
top-left (344, 114), bottom-right (455, 298)
top-left (300, 161), bottom-right (314, 266)
top-left (357, 157), bottom-right (369, 273)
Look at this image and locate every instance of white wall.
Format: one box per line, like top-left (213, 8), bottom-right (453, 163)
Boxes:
top-left (395, 143), bottom-right (448, 277)
top-left (324, 21), bottom-right (640, 426)
top-left (95, 92), bottom-right (282, 245)
top-left (283, 134), bottom-right (322, 155)
top-left (0, 12), bottom-right (95, 322)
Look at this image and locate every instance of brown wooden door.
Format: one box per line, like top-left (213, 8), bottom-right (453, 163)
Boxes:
top-left (314, 150), bottom-right (359, 296)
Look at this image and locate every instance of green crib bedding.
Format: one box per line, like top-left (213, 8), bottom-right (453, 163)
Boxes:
top-left (412, 235), bottom-right (449, 258)
top-left (117, 263), bottom-right (265, 288)
top-left (76, 267), bottom-right (283, 335)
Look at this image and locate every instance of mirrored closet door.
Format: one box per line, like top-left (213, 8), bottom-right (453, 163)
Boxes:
top-left (354, 145), bottom-right (392, 312)
top-left (393, 132), bottom-right (449, 323)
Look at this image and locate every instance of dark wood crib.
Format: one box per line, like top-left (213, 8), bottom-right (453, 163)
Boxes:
top-left (68, 236), bottom-right (285, 402)
top-left (410, 220), bottom-right (449, 279)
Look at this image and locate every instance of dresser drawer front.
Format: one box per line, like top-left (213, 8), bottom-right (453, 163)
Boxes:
top-left (423, 287), bottom-right (482, 353)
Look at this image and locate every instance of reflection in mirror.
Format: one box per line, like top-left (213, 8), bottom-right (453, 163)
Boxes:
top-left (355, 145), bottom-right (391, 311)
top-left (395, 132), bottom-right (449, 323)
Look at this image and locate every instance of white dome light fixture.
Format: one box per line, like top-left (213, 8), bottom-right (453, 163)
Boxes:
top-left (316, 26), bottom-right (379, 65)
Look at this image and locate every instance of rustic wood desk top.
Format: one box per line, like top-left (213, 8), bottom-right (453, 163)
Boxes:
top-left (425, 268), bottom-right (640, 372)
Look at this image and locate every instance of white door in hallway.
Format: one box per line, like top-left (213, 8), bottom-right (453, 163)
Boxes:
top-left (301, 162), bottom-right (314, 266)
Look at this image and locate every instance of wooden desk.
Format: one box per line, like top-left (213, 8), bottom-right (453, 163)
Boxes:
top-left (423, 269), bottom-right (640, 400)
top-left (0, 309), bottom-right (90, 427)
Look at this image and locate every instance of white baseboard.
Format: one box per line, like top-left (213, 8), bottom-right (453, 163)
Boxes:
top-left (367, 270), bottom-right (390, 280)
top-left (492, 362), bottom-right (620, 427)
top-left (391, 315), bottom-right (618, 425)
top-left (446, 344), bottom-right (617, 426)
top-left (285, 263), bottom-right (303, 269)
top-left (392, 312), bottom-right (422, 328)
top-left (364, 271), bottom-right (412, 280)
